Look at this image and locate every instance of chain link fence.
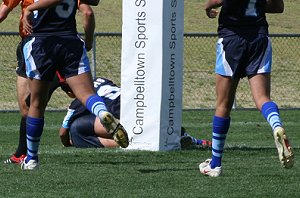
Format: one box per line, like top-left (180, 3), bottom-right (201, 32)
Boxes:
top-left (0, 32), bottom-right (299, 111)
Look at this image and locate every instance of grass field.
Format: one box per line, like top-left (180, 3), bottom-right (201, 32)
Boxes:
top-left (0, 110), bottom-right (299, 197)
top-left (0, 0), bottom-right (300, 110)
top-left (0, 2), bottom-right (299, 197)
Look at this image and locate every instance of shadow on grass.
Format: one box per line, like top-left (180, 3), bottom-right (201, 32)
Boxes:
top-left (183, 146), bottom-right (299, 151)
top-left (137, 167), bottom-right (195, 173)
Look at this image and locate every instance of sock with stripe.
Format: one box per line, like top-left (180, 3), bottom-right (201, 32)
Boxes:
top-left (261, 101), bottom-right (282, 131)
top-left (211, 116), bottom-right (230, 169)
top-left (26, 116), bottom-right (44, 163)
top-left (86, 94), bottom-right (108, 117)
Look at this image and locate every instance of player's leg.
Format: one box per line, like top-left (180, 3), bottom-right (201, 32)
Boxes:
top-left (3, 76), bottom-right (29, 164)
top-left (4, 41), bottom-right (29, 164)
top-left (210, 80), bottom-right (238, 169)
top-left (64, 36), bottom-right (128, 148)
top-left (200, 75), bottom-right (238, 177)
top-left (68, 114), bottom-right (118, 148)
top-left (99, 138), bottom-right (119, 148)
top-left (14, 76), bottom-right (29, 158)
top-left (69, 115), bottom-right (104, 148)
top-left (20, 36), bottom-right (54, 170)
top-left (94, 117), bottom-right (113, 139)
top-left (200, 36), bottom-right (242, 177)
top-left (93, 117), bottom-right (119, 147)
top-left (249, 74), bottom-right (294, 168)
top-left (66, 74), bottom-right (128, 148)
top-left (6, 73), bottom-right (62, 165)
top-left (248, 35), bottom-right (294, 168)
top-left (247, 36), bottom-right (282, 130)
top-left (21, 78), bottom-right (51, 170)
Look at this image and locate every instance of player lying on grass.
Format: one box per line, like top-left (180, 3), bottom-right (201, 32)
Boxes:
top-left (59, 77), bottom-right (212, 149)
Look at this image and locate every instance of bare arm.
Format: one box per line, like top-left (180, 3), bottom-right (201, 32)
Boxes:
top-left (78, 3), bottom-right (95, 51)
top-left (59, 127), bottom-right (72, 147)
top-left (265, 0), bottom-right (284, 13)
top-left (0, 3), bottom-right (11, 23)
top-left (204, 0), bottom-right (223, 18)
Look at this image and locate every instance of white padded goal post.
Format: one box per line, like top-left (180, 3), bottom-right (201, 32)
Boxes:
top-left (121, 0), bottom-right (184, 151)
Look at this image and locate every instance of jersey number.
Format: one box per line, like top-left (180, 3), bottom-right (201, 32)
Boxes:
top-left (97, 85), bottom-right (120, 100)
top-left (55, 0), bottom-right (76, 18)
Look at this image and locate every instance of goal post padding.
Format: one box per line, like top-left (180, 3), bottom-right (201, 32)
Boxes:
top-left (121, 0), bottom-right (184, 151)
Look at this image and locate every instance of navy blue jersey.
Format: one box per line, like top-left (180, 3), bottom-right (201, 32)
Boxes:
top-left (218, 0), bottom-right (268, 36)
top-left (62, 77), bottom-right (121, 128)
top-left (31, 0), bottom-right (78, 36)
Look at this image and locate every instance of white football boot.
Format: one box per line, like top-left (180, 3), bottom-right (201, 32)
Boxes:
top-left (199, 159), bottom-right (222, 177)
top-left (273, 127), bottom-right (294, 168)
top-left (21, 158), bottom-right (39, 171)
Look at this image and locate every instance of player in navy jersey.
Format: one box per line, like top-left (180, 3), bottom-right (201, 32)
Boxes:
top-left (59, 77), bottom-right (212, 149)
top-left (0, 0), bottom-right (96, 165)
top-left (20, 0), bottom-right (129, 170)
top-left (199, 0), bottom-right (294, 177)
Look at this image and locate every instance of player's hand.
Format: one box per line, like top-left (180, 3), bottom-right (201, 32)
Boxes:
top-left (22, 8), bottom-right (33, 35)
top-left (59, 127), bottom-right (72, 147)
top-left (206, 8), bottom-right (219, 18)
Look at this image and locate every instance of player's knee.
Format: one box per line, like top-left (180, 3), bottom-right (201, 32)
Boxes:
top-left (18, 102), bottom-right (29, 117)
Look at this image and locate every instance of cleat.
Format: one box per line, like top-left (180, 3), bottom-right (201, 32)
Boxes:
top-left (273, 127), bottom-right (294, 169)
top-left (100, 111), bottom-right (129, 148)
top-left (21, 158), bottom-right (39, 171)
top-left (199, 159), bottom-right (222, 177)
top-left (3, 154), bottom-right (26, 165)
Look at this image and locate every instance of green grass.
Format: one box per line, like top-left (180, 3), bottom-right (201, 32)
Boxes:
top-left (0, 3), bottom-right (299, 196)
top-left (0, 1), bottom-right (300, 110)
top-left (0, 110), bottom-right (299, 197)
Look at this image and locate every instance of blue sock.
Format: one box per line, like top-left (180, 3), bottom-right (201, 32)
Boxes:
top-left (189, 136), bottom-right (201, 144)
top-left (86, 94), bottom-right (108, 117)
top-left (26, 116), bottom-right (44, 163)
top-left (261, 101), bottom-right (282, 131)
top-left (211, 116), bottom-right (230, 168)
top-left (196, 139), bottom-right (203, 145)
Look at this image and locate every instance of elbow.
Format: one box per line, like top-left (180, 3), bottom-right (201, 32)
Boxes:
top-left (84, 9), bottom-right (94, 18)
top-left (81, 6), bottom-right (95, 19)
